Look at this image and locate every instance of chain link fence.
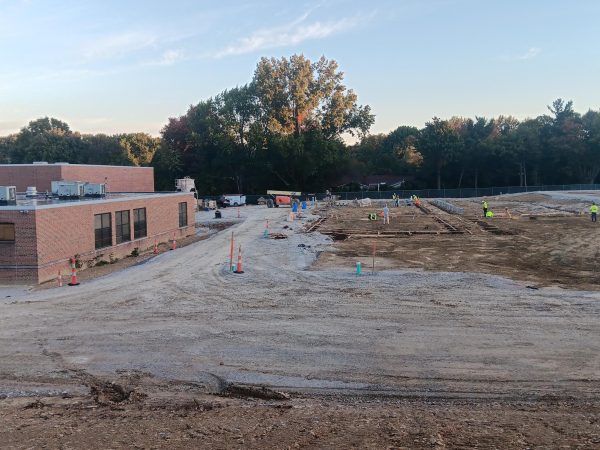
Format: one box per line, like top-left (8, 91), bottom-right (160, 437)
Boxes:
top-left (197, 184), bottom-right (600, 205)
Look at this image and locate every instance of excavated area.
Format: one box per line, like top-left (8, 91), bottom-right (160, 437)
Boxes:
top-left (313, 193), bottom-right (600, 290)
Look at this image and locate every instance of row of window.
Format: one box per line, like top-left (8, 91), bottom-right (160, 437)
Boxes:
top-left (94, 202), bottom-right (188, 249)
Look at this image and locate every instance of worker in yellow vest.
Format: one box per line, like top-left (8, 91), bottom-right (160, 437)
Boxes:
top-left (482, 199), bottom-right (488, 217)
top-left (591, 202), bottom-right (598, 222)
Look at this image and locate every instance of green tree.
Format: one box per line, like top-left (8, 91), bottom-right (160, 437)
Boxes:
top-left (418, 118), bottom-right (461, 189)
top-left (119, 132), bottom-right (161, 166)
top-left (579, 109), bottom-right (600, 184)
top-left (253, 55), bottom-right (374, 138)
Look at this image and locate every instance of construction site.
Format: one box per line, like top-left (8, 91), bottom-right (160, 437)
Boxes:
top-left (1, 190), bottom-right (600, 448)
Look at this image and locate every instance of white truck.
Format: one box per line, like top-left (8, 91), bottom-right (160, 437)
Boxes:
top-left (222, 194), bottom-right (246, 207)
top-left (175, 177), bottom-right (196, 193)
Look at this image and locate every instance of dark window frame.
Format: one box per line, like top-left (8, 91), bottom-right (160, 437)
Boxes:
top-left (133, 207), bottom-right (147, 239)
top-left (115, 210), bottom-right (131, 244)
top-left (178, 202), bottom-right (188, 227)
top-left (94, 213), bottom-right (112, 249)
top-left (0, 223), bottom-right (15, 242)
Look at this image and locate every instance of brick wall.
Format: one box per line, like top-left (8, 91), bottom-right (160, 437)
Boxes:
top-left (61, 165), bottom-right (154, 192)
top-left (0, 164), bottom-right (154, 192)
top-left (0, 165), bottom-right (62, 193)
top-left (0, 193), bottom-right (195, 283)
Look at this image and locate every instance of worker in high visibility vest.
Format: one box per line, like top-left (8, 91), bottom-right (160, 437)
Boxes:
top-left (591, 202), bottom-right (598, 222)
top-left (482, 199), bottom-right (488, 217)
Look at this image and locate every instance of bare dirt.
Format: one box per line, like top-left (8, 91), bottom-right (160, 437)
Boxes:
top-left (2, 392), bottom-right (599, 449)
top-left (313, 194), bottom-right (600, 289)
top-left (1, 196), bottom-right (600, 448)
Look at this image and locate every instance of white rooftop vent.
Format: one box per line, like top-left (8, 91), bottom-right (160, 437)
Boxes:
top-left (26, 186), bottom-right (37, 197)
top-left (33, 161), bottom-right (49, 165)
top-left (54, 162), bottom-right (70, 165)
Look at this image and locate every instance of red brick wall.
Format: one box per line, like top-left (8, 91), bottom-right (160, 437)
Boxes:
top-left (0, 193), bottom-right (195, 283)
top-left (0, 165), bottom-right (62, 193)
top-left (61, 165), bottom-right (154, 192)
top-left (0, 164), bottom-right (154, 192)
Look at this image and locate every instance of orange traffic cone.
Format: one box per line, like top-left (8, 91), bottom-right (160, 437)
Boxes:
top-left (153, 240), bottom-right (158, 254)
top-left (234, 245), bottom-right (244, 274)
top-left (171, 233), bottom-right (177, 250)
top-left (68, 258), bottom-right (80, 286)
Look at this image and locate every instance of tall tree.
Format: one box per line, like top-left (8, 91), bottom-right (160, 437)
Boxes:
top-left (418, 118), bottom-right (461, 189)
top-left (119, 133), bottom-right (161, 166)
top-left (253, 55), bottom-right (374, 138)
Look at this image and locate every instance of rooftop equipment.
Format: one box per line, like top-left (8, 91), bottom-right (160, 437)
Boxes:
top-left (83, 183), bottom-right (106, 197)
top-left (0, 186), bottom-right (17, 205)
top-left (51, 181), bottom-right (85, 199)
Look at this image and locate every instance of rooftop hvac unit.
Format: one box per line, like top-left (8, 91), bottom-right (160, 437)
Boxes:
top-left (51, 181), bottom-right (85, 199)
top-left (0, 186), bottom-right (17, 205)
top-left (175, 177), bottom-right (196, 193)
top-left (26, 186), bottom-right (37, 197)
top-left (84, 183), bottom-right (106, 197)
top-left (33, 161), bottom-right (49, 165)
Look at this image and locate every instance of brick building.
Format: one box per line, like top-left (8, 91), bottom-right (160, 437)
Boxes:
top-left (0, 163), bottom-right (154, 192)
top-left (0, 192), bottom-right (195, 284)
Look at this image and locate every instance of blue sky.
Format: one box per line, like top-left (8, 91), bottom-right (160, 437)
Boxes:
top-left (1, 0), bottom-right (599, 137)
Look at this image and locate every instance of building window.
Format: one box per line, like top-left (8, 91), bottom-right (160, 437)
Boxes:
top-left (115, 210), bottom-right (131, 244)
top-left (0, 223), bottom-right (15, 242)
top-left (94, 213), bottom-right (112, 249)
top-left (133, 208), bottom-right (147, 239)
top-left (179, 202), bottom-right (188, 227)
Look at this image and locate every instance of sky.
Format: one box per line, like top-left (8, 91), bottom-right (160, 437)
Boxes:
top-left (1, 0), bottom-right (600, 137)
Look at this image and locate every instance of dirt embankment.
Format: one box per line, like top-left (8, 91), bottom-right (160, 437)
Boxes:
top-left (2, 391), bottom-right (599, 449)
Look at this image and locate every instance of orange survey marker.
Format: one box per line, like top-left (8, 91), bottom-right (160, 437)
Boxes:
top-left (171, 233), bottom-right (177, 250)
top-left (153, 240), bottom-right (158, 254)
top-left (57, 270), bottom-right (63, 287)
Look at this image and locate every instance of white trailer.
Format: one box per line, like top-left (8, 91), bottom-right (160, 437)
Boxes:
top-left (175, 177), bottom-right (196, 193)
top-left (223, 194), bottom-right (246, 206)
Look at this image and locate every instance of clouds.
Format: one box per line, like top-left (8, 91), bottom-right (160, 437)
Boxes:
top-left (152, 49), bottom-right (186, 66)
top-left (499, 47), bottom-right (542, 62)
top-left (82, 31), bottom-right (158, 61)
top-left (517, 47), bottom-right (541, 60)
top-left (214, 12), bottom-right (361, 58)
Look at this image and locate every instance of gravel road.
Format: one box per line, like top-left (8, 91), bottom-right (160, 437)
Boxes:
top-left (1, 204), bottom-right (599, 400)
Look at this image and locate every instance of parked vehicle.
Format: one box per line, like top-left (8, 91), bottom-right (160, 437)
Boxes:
top-left (266, 190), bottom-right (301, 208)
top-left (216, 196), bottom-right (231, 208)
top-left (222, 194), bottom-right (246, 206)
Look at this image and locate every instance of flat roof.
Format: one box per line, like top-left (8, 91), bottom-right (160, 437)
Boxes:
top-left (0, 192), bottom-right (193, 211)
top-left (0, 163), bottom-right (153, 169)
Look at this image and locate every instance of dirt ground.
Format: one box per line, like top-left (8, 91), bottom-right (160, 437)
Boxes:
top-left (2, 391), bottom-right (600, 449)
top-left (314, 193), bottom-right (600, 289)
top-left (1, 195), bottom-right (600, 448)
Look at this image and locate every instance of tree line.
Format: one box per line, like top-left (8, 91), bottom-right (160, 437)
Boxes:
top-left (1, 54), bottom-right (599, 193)
top-left (0, 117), bottom-right (160, 168)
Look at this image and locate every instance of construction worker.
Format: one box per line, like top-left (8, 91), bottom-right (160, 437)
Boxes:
top-left (591, 202), bottom-right (598, 222)
top-left (383, 204), bottom-right (390, 224)
top-left (485, 210), bottom-right (494, 218)
top-left (482, 199), bottom-right (488, 217)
